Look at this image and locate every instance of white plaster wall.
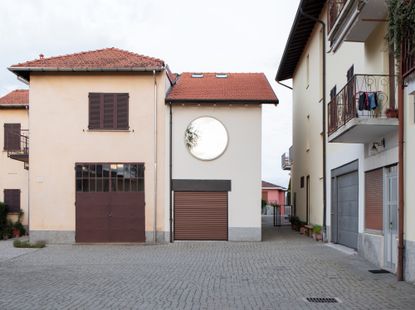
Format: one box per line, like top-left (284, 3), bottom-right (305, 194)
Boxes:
top-left (29, 73), bottom-right (169, 235)
top-left (0, 108), bottom-right (29, 225)
top-left (405, 86), bottom-right (415, 242)
top-left (171, 105), bottom-right (261, 231)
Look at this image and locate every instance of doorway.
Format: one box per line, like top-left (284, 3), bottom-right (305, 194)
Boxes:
top-left (384, 165), bottom-right (398, 271)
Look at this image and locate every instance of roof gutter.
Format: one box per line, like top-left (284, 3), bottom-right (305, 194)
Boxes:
top-left (8, 67), bottom-right (164, 73)
top-left (299, 6), bottom-right (327, 237)
top-left (0, 104), bottom-right (29, 109)
top-left (166, 99), bottom-right (279, 105)
top-left (277, 81), bottom-right (293, 90)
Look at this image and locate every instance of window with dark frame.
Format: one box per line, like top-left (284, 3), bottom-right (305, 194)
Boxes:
top-left (4, 123), bottom-right (21, 151)
top-left (76, 163), bottom-right (144, 192)
top-left (300, 176), bottom-right (305, 188)
top-left (88, 93), bottom-right (129, 130)
top-left (4, 189), bottom-right (21, 213)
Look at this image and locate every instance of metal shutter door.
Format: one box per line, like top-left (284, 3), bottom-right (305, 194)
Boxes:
top-left (174, 191), bottom-right (228, 240)
top-left (337, 171), bottom-right (359, 249)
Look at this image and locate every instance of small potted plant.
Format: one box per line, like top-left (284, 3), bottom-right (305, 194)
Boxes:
top-left (312, 225), bottom-right (323, 241)
top-left (12, 222), bottom-right (26, 238)
top-left (385, 108), bottom-right (398, 118)
top-left (289, 216), bottom-right (300, 231)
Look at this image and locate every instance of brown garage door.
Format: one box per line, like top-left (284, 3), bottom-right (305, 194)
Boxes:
top-left (75, 163), bottom-right (145, 243)
top-left (174, 191), bottom-right (228, 240)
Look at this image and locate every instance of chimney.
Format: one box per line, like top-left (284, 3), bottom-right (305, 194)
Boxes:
top-left (39, 54), bottom-right (44, 59)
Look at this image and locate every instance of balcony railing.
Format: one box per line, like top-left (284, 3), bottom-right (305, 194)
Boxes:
top-left (281, 152), bottom-right (292, 171)
top-left (328, 0), bottom-right (348, 33)
top-left (328, 74), bottom-right (398, 136)
top-left (7, 129), bottom-right (29, 166)
top-left (403, 35), bottom-right (415, 78)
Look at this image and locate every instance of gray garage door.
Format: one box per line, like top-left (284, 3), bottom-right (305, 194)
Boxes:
top-left (332, 170), bottom-right (358, 249)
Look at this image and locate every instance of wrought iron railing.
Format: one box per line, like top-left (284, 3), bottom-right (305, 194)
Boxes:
top-left (281, 152), bottom-right (291, 170)
top-left (328, 0), bottom-right (348, 33)
top-left (328, 74), bottom-right (398, 136)
top-left (403, 35), bottom-right (415, 78)
top-left (7, 129), bottom-right (29, 161)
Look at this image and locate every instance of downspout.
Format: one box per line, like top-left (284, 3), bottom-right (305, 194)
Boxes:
top-left (26, 104), bottom-right (30, 233)
top-left (169, 103), bottom-right (173, 243)
top-left (153, 70), bottom-right (158, 243)
top-left (397, 48), bottom-right (405, 281)
top-left (299, 7), bottom-right (327, 236)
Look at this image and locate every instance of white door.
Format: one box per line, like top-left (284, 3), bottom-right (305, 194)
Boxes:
top-left (384, 165), bottom-right (398, 271)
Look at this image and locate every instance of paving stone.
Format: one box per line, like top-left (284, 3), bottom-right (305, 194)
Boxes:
top-left (0, 216), bottom-right (414, 309)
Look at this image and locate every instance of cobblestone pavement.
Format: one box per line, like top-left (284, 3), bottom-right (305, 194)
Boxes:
top-left (1, 217), bottom-right (415, 309)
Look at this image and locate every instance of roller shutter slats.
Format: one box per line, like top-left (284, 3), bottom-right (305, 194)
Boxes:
top-left (174, 191), bottom-right (228, 240)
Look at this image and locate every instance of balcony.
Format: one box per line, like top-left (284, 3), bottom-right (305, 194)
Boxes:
top-left (328, 0), bottom-right (388, 50)
top-left (7, 129), bottom-right (29, 169)
top-left (328, 74), bottom-right (399, 143)
top-left (281, 147), bottom-right (292, 171)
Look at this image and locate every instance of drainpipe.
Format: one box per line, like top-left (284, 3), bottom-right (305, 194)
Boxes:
top-left (299, 7), bottom-right (327, 236)
top-left (169, 103), bottom-right (173, 243)
top-left (397, 48), bottom-right (405, 281)
top-left (26, 104), bottom-right (30, 233)
top-left (153, 70), bottom-right (158, 243)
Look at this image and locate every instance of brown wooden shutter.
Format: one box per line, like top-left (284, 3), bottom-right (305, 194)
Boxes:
top-left (103, 94), bottom-right (115, 129)
top-left (4, 123), bottom-right (21, 151)
top-left (116, 93), bottom-right (129, 129)
top-left (365, 168), bottom-right (383, 231)
top-left (88, 93), bottom-right (101, 129)
top-left (4, 189), bottom-right (21, 213)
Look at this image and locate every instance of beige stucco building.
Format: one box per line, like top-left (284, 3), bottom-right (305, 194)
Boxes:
top-left (276, 0), bottom-right (412, 282)
top-left (7, 48), bottom-right (277, 243)
top-left (0, 89), bottom-right (29, 226)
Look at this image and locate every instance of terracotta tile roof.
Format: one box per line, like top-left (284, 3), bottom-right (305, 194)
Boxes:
top-left (9, 48), bottom-right (165, 81)
top-left (0, 89), bottom-right (29, 107)
top-left (166, 73), bottom-right (278, 104)
top-left (262, 181), bottom-right (287, 190)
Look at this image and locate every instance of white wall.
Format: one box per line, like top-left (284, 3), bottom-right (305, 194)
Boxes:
top-left (171, 105), bottom-right (262, 234)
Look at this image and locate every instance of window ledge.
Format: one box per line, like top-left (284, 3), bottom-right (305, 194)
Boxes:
top-left (85, 129), bottom-right (132, 133)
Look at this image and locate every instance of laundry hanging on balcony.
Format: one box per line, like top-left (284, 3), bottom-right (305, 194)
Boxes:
top-left (358, 91), bottom-right (379, 111)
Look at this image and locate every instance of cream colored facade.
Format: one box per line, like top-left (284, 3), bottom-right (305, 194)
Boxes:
top-left (287, 2), bottom-right (402, 276)
top-left (28, 73), bottom-right (170, 242)
top-left (172, 105), bottom-right (262, 241)
top-left (0, 107), bottom-right (29, 225)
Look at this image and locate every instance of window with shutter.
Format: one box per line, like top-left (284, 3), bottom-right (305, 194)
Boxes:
top-left (88, 93), bottom-right (129, 130)
top-left (4, 123), bottom-right (21, 151)
top-left (4, 189), bottom-right (21, 213)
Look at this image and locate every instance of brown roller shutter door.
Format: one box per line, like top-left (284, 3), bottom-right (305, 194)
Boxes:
top-left (174, 191), bottom-right (228, 240)
top-left (365, 168), bottom-right (383, 231)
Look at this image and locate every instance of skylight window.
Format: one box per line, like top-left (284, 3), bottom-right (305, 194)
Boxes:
top-left (216, 73), bottom-right (228, 78)
top-left (191, 73), bottom-right (204, 78)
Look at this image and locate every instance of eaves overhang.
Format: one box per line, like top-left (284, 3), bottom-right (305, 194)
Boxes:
top-left (276, 0), bottom-right (326, 82)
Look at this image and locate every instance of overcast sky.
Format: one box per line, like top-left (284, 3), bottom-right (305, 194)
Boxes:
top-left (0, 0), bottom-right (299, 188)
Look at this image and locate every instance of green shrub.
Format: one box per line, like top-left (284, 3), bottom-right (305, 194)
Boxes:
top-left (313, 225), bottom-right (322, 234)
top-left (289, 215), bottom-right (300, 225)
top-left (13, 222), bottom-right (26, 236)
top-left (13, 240), bottom-right (46, 248)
